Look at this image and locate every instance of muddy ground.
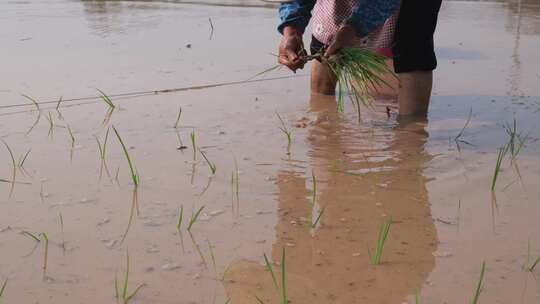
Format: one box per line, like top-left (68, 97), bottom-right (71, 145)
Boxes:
top-left (1, 0), bottom-right (540, 303)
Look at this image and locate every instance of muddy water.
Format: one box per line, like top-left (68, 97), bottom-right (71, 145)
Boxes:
top-left (1, 0), bottom-right (540, 303)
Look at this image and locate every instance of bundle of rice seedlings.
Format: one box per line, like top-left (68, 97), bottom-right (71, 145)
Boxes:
top-left (265, 48), bottom-right (394, 116)
top-left (320, 48), bottom-right (395, 113)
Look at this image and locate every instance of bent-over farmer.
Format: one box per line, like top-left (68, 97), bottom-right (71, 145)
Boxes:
top-left (277, 0), bottom-right (442, 117)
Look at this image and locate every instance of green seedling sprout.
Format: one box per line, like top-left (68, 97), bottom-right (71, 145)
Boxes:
top-left (207, 239), bottom-right (218, 278)
top-left (491, 146), bottom-right (507, 191)
top-left (471, 261), bottom-right (486, 304)
top-left (59, 212), bottom-right (65, 252)
top-left (199, 149), bottom-right (216, 175)
top-left (67, 125), bottom-right (75, 148)
top-left (528, 256), bottom-right (540, 272)
top-left (311, 170), bottom-right (317, 205)
top-left (0, 278), bottom-right (7, 298)
top-left (176, 205), bottom-right (184, 232)
top-left (190, 130), bottom-right (197, 161)
top-left (1, 139), bottom-right (17, 197)
top-left (39, 232), bottom-right (49, 276)
top-left (22, 94), bottom-right (41, 135)
top-left (504, 118), bottom-right (528, 159)
top-left (46, 111), bottom-right (54, 138)
top-left (95, 128), bottom-right (111, 180)
top-left (112, 126), bottom-right (140, 187)
top-left (454, 107), bottom-right (474, 150)
top-left (174, 106), bottom-right (182, 129)
top-left (98, 89), bottom-right (115, 125)
top-left (371, 216), bottom-right (392, 265)
top-left (115, 251), bottom-right (145, 304)
top-left (276, 112), bottom-right (292, 155)
top-left (187, 206), bottom-right (205, 232)
top-left (18, 149), bottom-right (31, 172)
top-left (261, 248), bottom-right (288, 304)
top-left (311, 207), bottom-right (325, 229)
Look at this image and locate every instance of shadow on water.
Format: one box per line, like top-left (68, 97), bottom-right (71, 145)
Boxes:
top-left (223, 94), bottom-right (437, 303)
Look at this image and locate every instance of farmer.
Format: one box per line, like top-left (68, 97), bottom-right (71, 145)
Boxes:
top-left (277, 0), bottom-right (442, 117)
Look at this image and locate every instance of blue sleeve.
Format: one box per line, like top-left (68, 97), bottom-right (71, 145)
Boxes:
top-left (277, 0), bottom-right (316, 34)
top-left (346, 0), bottom-right (401, 37)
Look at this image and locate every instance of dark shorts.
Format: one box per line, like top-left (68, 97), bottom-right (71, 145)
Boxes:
top-left (310, 0), bottom-right (443, 74)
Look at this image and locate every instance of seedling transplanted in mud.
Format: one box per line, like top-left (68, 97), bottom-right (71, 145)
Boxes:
top-left (491, 146), bottom-right (507, 191)
top-left (0, 278), bottom-right (7, 298)
top-left (199, 149), bottom-right (217, 175)
top-left (504, 118), bottom-right (528, 160)
top-left (231, 157), bottom-right (240, 213)
top-left (261, 248), bottom-right (288, 304)
top-left (174, 106), bottom-right (182, 129)
top-left (66, 125), bottom-right (76, 148)
top-left (115, 251), bottom-right (145, 304)
top-left (22, 94), bottom-right (41, 135)
top-left (276, 112), bottom-right (292, 155)
top-left (187, 206), bottom-right (205, 232)
top-left (95, 128), bottom-right (111, 180)
top-left (98, 89), bottom-right (116, 125)
top-left (207, 239), bottom-right (218, 278)
top-left (311, 207), bottom-right (326, 229)
top-left (190, 130), bottom-right (197, 161)
top-left (177, 205), bottom-right (184, 232)
top-left (471, 261), bottom-right (486, 304)
top-left (371, 216), bottom-right (392, 265)
top-left (45, 111), bottom-right (54, 138)
top-left (454, 107), bottom-right (474, 150)
top-left (59, 212), bottom-right (65, 252)
top-left (40, 232), bottom-right (49, 277)
top-left (1, 139), bottom-right (17, 197)
top-left (112, 127), bottom-right (140, 187)
top-left (311, 170), bottom-right (317, 206)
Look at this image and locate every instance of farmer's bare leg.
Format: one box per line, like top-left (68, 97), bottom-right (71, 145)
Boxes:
top-left (397, 71), bottom-right (433, 116)
top-left (310, 60), bottom-right (337, 95)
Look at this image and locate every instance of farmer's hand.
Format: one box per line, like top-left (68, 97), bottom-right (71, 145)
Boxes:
top-left (278, 26), bottom-right (306, 72)
top-left (324, 24), bottom-right (358, 57)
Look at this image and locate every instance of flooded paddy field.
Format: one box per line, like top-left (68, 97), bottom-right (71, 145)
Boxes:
top-left (1, 0), bottom-right (540, 303)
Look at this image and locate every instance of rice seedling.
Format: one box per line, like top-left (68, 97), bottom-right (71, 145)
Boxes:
top-left (208, 17), bottom-right (214, 40)
top-left (323, 48), bottom-right (395, 114)
top-left (18, 149), bottom-right (31, 169)
top-left (115, 251), bottom-right (144, 304)
top-left (176, 205), bottom-right (184, 232)
top-left (471, 261), bottom-right (486, 304)
top-left (112, 126), bottom-right (140, 187)
top-left (95, 128), bottom-right (111, 180)
top-left (528, 256), bottom-right (540, 272)
top-left (199, 149), bottom-right (216, 175)
top-left (59, 212), bottom-right (65, 252)
top-left (207, 239), bottom-right (218, 278)
top-left (276, 112), bottom-right (292, 155)
top-left (311, 207), bottom-right (325, 229)
top-left (55, 96), bottom-right (64, 120)
top-left (45, 111), bottom-right (54, 138)
top-left (231, 157), bottom-right (240, 213)
top-left (261, 48), bottom-right (393, 114)
top-left (1, 139), bottom-right (17, 197)
top-left (188, 232), bottom-right (208, 269)
top-left (0, 278), bottom-right (7, 298)
top-left (263, 253), bottom-right (278, 290)
top-left (491, 146), bottom-right (507, 191)
top-left (40, 232), bottom-right (49, 276)
top-left (66, 125), bottom-right (75, 148)
top-left (311, 170), bottom-right (317, 206)
top-left (187, 205), bottom-right (205, 232)
top-left (98, 89), bottom-right (115, 125)
top-left (173, 106), bottom-right (182, 129)
top-left (415, 289), bottom-right (421, 304)
top-left (21, 230), bottom-right (40, 242)
top-left (261, 248), bottom-right (288, 304)
top-left (190, 130), bottom-right (197, 161)
top-left (22, 94), bottom-right (41, 135)
top-left (454, 107), bottom-right (474, 151)
top-left (504, 118), bottom-right (528, 160)
top-left (371, 216), bottom-right (392, 265)
top-left (119, 189), bottom-right (139, 245)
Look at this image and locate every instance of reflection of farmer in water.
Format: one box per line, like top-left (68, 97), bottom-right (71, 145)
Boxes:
top-left (224, 96), bottom-right (437, 303)
top-left (277, 0), bottom-right (442, 117)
